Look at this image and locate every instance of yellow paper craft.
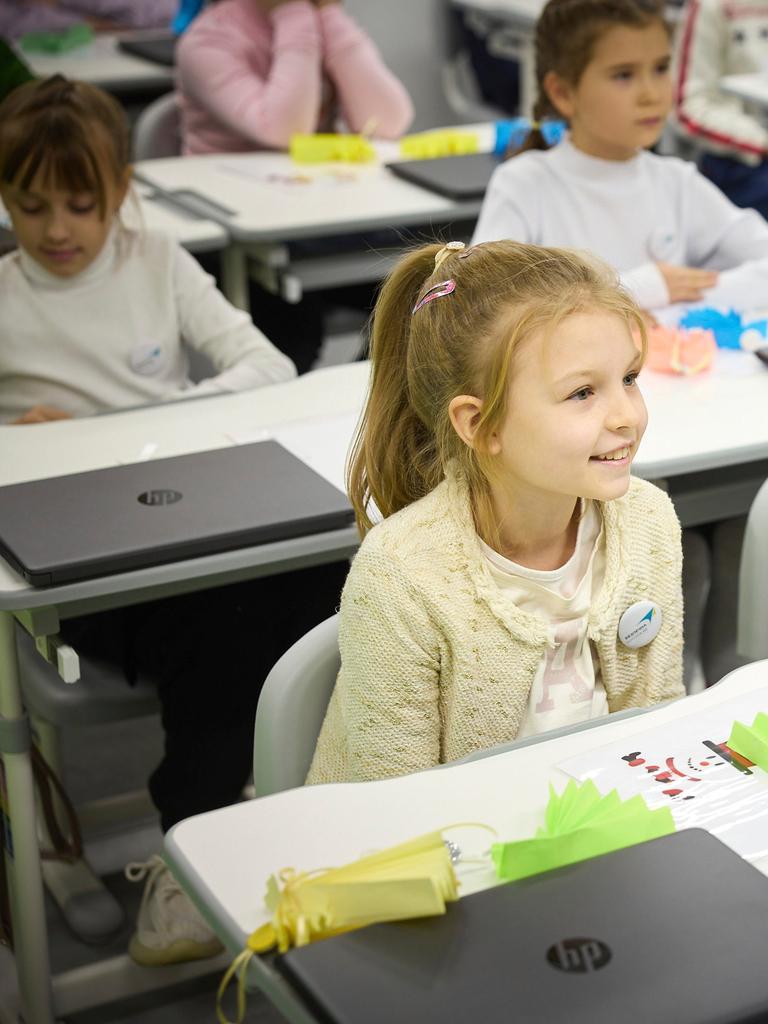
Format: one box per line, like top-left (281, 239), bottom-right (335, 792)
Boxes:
top-left (290, 133), bottom-right (375, 163)
top-left (399, 129), bottom-right (480, 159)
top-left (728, 713), bottom-right (768, 770)
top-left (492, 780), bottom-right (675, 883)
top-left (216, 830), bottom-right (459, 1024)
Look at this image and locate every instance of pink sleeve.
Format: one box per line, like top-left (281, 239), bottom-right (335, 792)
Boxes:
top-left (319, 5), bottom-right (414, 139)
top-left (176, 0), bottom-right (323, 150)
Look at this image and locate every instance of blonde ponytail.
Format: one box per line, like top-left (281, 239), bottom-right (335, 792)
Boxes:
top-left (350, 240), bottom-right (646, 546)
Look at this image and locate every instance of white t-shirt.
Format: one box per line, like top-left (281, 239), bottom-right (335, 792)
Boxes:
top-left (471, 136), bottom-right (768, 311)
top-left (0, 226), bottom-right (296, 422)
top-left (478, 501), bottom-right (609, 738)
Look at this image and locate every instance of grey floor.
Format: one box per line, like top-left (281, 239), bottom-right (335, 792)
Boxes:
top-left (39, 329), bottom-right (364, 1024)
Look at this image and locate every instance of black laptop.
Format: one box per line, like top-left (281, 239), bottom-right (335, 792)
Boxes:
top-left (277, 829), bottom-right (768, 1024)
top-left (117, 34), bottom-right (177, 67)
top-left (0, 442), bottom-right (354, 586)
top-left (386, 152), bottom-right (500, 201)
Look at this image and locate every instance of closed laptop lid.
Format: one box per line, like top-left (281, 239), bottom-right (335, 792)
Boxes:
top-left (278, 830), bottom-right (768, 1024)
top-left (117, 35), bottom-right (176, 66)
top-left (0, 441), bottom-right (354, 586)
top-left (386, 152), bottom-right (500, 201)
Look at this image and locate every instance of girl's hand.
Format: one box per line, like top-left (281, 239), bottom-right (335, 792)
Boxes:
top-left (12, 405), bottom-right (72, 425)
top-left (656, 262), bottom-right (719, 303)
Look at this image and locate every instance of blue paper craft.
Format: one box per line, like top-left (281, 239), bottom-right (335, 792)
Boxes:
top-left (679, 308), bottom-right (768, 350)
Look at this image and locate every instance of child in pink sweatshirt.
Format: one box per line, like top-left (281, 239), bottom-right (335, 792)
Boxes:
top-left (176, 0), bottom-right (414, 154)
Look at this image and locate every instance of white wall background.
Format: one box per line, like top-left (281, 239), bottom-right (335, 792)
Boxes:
top-left (344, 0), bottom-right (461, 130)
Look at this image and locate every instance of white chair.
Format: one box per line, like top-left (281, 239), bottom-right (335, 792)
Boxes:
top-left (252, 614), bottom-right (340, 797)
top-left (738, 479), bottom-right (768, 660)
top-left (16, 627), bottom-right (160, 942)
top-left (132, 91), bottom-right (182, 161)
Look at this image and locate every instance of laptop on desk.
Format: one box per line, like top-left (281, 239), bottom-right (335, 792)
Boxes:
top-left (0, 441), bottom-right (354, 587)
top-left (117, 34), bottom-right (176, 67)
top-left (386, 152), bottom-right (501, 201)
top-left (277, 829), bottom-right (768, 1024)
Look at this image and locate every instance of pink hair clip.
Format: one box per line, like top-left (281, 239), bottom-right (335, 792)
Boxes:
top-left (411, 279), bottom-right (456, 315)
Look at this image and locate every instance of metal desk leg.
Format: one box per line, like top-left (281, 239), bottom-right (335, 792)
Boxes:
top-left (0, 611), bottom-right (55, 1024)
top-left (220, 244), bottom-right (250, 313)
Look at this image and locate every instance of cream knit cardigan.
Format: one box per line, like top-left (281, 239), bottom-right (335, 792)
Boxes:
top-left (307, 472), bottom-right (684, 785)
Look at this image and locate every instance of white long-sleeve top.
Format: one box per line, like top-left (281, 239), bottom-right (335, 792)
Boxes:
top-left (0, 227), bottom-right (296, 423)
top-left (471, 137), bottom-right (768, 309)
top-left (673, 0), bottom-right (768, 165)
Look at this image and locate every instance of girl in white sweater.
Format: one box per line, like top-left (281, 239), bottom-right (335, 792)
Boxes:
top-left (0, 76), bottom-right (348, 964)
top-left (0, 76), bottom-right (296, 423)
top-left (307, 240), bottom-right (684, 785)
top-left (472, 0), bottom-right (768, 312)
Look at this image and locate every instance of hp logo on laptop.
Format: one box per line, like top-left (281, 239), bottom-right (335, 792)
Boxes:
top-left (137, 489), bottom-right (183, 507)
top-left (546, 938), bottom-right (612, 973)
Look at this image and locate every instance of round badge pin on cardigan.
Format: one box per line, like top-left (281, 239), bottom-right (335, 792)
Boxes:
top-left (618, 600), bottom-right (662, 649)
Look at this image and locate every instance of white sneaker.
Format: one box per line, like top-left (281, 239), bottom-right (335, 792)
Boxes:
top-left (125, 855), bottom-right (224, 966)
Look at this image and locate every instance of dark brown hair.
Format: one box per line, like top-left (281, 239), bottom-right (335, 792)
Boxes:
top-left (514, 0), bottom-right (668, 155)
top-left (0, 75), bottom-right (130, 217)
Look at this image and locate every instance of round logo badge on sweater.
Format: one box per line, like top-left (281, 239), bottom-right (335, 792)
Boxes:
top-left (648, 227), bottom-right (678, 262)
top-left (130, 341), bottom-right (165, 376)
top-left (618, 600), bottom-right (662, 649)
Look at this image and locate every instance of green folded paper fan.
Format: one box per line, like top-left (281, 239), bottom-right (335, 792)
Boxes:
top-left (20, 24), bottom-right (93, 54)
top-left (491, 780), bottom-right (675, 882)
top-left (728, 712), bottom-right (768, 769)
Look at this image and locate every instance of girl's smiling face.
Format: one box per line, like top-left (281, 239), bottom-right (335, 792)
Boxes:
top-left (2, 172), bottom-right (128, 278)
top-left (489, 309), bottom-right (647, 507)
top-left (545, 21), bottom-right (673, 161)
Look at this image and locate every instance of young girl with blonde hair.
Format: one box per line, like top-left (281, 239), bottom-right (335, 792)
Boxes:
top-left (307, 239), bottom-right (684, 785)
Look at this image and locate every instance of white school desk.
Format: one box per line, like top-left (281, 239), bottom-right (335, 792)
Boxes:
top-left (720, 72), bottom-right (768, 113)
top-left (0, 364), bottom-right (365, 1024)
top-left (18, 31), bottom-right (174, 94)
top-left (134, 128), bottom-right (495, 310)
top-left (131, 184), bottom-right (228, 255)
top-left (1, 349), bottom-right (768, 1022)
top-left (164, 662), bottom-right (768, 1024)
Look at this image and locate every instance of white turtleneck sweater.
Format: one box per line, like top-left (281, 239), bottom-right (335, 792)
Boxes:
top-left (0, 227), bottom-right (296, 423)
top-left (472, 137), bottom-right (768, 310)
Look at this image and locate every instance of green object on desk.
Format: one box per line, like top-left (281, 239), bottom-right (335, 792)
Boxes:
top-left (0, 40), bottom-right (35, 102)
top-left (491, 780), bottom-right (675, 882)
top-left (728, 713), bottom-right (768, 769)
top-left (20, 23), bottom-right (93, 54)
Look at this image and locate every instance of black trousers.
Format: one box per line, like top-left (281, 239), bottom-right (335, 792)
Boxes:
top-left (60, 561), bottom-right (349, 832)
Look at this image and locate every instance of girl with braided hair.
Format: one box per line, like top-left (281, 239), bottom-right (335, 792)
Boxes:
top-left (472, 0), bottom-right (768, 313)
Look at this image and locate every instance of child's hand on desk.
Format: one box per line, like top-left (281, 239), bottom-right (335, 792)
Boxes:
top-left (12, 405), bottom-right (72, 425)
top-left (656, 262), bottom-right (719, 303)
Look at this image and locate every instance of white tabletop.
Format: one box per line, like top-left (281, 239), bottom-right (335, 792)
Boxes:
top-left (451, 0), bottom-right (544, 23)
top-left (131, 184), bottom-right (228, 254)
top-left (720, 72), bottom-right (768, 110)
top-left (166, 662), bottom-right (768, 946)
top-left (0, 362), bottom-right (368, 603)
top-left (19, 32), bottom-right (174, 93)
top-left (2, 351), bottom-right (768, 601)
top-left (134, 128), bottom-right (496, 243)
